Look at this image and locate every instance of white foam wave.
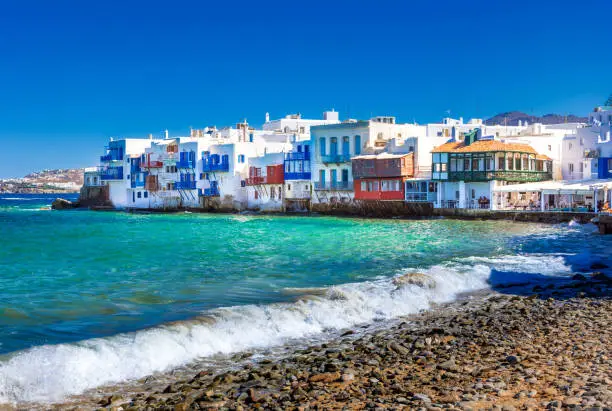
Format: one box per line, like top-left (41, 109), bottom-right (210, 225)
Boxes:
top-left (0, 254), bottom-right (571, 404)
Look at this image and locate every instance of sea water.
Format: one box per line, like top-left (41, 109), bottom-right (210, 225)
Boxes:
top-left (0, 193), bottom-right (610, 404)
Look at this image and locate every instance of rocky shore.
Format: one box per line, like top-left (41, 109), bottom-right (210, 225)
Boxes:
top-left (51, 272), bottom-right (611, 411)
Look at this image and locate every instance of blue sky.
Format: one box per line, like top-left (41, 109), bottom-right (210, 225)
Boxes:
top-left (0, 0), bottom-right (610, 177)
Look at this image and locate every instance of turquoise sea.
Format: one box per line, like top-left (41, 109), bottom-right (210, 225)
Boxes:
top-left (0, 193), bottom-right (610, 404)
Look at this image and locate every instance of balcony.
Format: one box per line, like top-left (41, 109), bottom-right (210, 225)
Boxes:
top-left (446, 170), bottom-right (552, 182)
top-left (202, 161), bottom-right (230, 172)
top-left (177, 159), bottom-right (195, 169)
top-left (100, 167), bottom-right (124, 181)
top-left (199, 182), bottom-right (220, 197)
top-left (245, 175), bottom-right (285, 185)
top-left (130, 179), bottom-right (145, 189)
top-left (285, 152), bottom-right (310, 161)
top-left (321, 154), bottom-right (351, 164)
top-left (314, 181), bottom-right (353, 190)
top-left (141, 160), bottom-right (163, 169)
top-left (100, 154), bottom-right (113, 162)
top-left (284, 171), bottom-right (311, 180)
top-left (175, 181), bottom-right (196, 190)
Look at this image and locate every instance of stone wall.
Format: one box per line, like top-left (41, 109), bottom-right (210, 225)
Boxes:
top-left (432, 208), bottom-right (597, 224)
top-left (78, 185), bottom-right (111, 208)
top-left (312, 201), bottom-right (433, 218)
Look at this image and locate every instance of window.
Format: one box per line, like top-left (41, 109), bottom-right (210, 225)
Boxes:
top-left (354, 135), bottom-right (361, 155)
top-left (455, 190), bottom-right (460, 200)
top-left (471, 189), bottom-right (475, 199)
top-left (441, 163), bottom-right (448, 172)
top-left (437, 131), bottom-right (443, 137)
top-left (238, 155), bottom-right (245, 163)
top-left (299, 127), bottom-right (305, 134)
top-left (270, 186), bottom-right (276, 200)
top-left (569, 143), bottom-right (573, 150)
top-left (361, 181), bottom-right (367, 191)
top-left (144, 191), bottom-right (148, 198)
top-left (548, 145), bottom-right (552, 151)
top-left (569, 163), bottom-right (574, 174)
top-left (132, 192), bottom-right (135, 202)
top-left (287, 184), bottom-right (291, 191)
top-left (137, 191), bottom-right (142, 198)
top-left (319, 137), bottom-right (326, 156)
top-left (464, 159), bottom-right (470, 171)
top-left (254, 191), bottom-right (258, 200)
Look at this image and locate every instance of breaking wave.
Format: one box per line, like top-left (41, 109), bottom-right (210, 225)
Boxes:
top-left (0, 254), bottom-right (574, 404)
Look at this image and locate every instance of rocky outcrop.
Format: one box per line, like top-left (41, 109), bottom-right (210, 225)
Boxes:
top-left (51, 198), bottom-right (77, 210)
top-left (393, 272), bottom-right (437, 289)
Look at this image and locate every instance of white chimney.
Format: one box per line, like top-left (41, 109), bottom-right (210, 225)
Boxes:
top-left (164, 129), bottom-right (169, 139)
top-left (265, 112), bottom-right (270, 123)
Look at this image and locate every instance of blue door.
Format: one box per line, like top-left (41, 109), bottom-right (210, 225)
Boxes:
top-left (342, 137), bottom-right (350, 157)
top-left (331, 169), bottom-right (337, 187)
top-left (330, 138), bottom-right (338, 156)
top-left (319, 169), bottom-right (326, 188)
top-left (354, 135), bottom-right (361, 155)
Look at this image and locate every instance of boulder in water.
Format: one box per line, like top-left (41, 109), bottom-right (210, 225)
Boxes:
top-left (393, 272), bottom-right (436, 289)
top-left (51, 198), bottom-right (76, 210)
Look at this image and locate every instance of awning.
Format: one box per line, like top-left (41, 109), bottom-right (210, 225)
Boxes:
top-left (494, 179), bottom-right (612, 194)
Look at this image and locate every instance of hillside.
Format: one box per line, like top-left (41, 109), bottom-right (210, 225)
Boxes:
top-left (485, 111), bottom-right (588, 126)
top-left (0, 168), bottom-right (84, 194)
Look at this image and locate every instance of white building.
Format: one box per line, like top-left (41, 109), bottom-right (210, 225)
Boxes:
top-left (245, 152), bottom-right (286, 211)
top-left (310, 116), bottom-right (426, 204)
top-left (99, 138), bottom-right (159, 209)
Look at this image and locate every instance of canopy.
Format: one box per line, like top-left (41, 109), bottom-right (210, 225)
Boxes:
top-left (494, 179), bottom-right (612, 195)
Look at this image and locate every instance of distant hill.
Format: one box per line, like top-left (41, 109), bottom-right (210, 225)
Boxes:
top-left (0, 168), bottom-right (84, 194)
top-left (485, 111), bottom-right (588, 126)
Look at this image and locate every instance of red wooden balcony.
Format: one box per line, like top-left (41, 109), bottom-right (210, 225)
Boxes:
top-left (141, 160), bottom-right (163, 169)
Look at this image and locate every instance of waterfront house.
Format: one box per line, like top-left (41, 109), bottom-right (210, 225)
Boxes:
top-left (310, 116), bottom-right (426, 205)
top-left (283, 140), bottom-right (312, 211)
top-left (99, 138), bottom-right (159, 209)
top-left (430, 130), bottom-right (553, 209)
top-left (352, 152), bottom-right (415, 201)
top-left (245, 153), bottom-right (285, 211)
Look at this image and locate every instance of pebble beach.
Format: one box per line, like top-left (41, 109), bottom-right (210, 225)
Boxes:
top-left (55, 272), bottom-right (611, 411)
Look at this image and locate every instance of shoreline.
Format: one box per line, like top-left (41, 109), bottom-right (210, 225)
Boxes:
top-left (41, 274), bottom-right (611, 411)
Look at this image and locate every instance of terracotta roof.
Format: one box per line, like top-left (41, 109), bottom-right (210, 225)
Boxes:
top-left (431, 140), bottom-right (539, 154)
top-left (536, 154), bottom-right (552, 161)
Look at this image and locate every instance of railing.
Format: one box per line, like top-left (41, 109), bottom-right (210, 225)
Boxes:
top-left (202, 161), bottom-right (230, 172)
top-left (131, 179), bottom-right (145, 188)
top-left (199, 185), bottom-right (220, 197)
top-left (245, 175), bottom-right (284, 185)
top-left (314, 181), bottom-right (353, 190)
top-left (141, 160), bottom-right (163, 169)
top-left (284, 171), bottom-right (311, 180)
top-left (177, 159), bottom-right (195, 169)
top-left (100, 154), bottom-right (113, 162)
top-left (285, 152), bottom-right (310, 161)
top-left (446, 170), bottom-right (552, 182)
top-left (100, 167), bottom-right (124, 180)
top-left (175, 181), bottom-right (196, 190)
top-left (405, 192), bottom-right (436, 202)
top-left (320, 154), bottom-right (351, 164)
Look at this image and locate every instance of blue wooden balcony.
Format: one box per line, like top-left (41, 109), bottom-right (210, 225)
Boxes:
top-left (321, 154), bottom-right (351, 164)
top-left (314, 181), bottom-right (353, 190)
top-left (199, 181), bottom-right (220, 197)
top-left (100, 167), bottom-right (124, 181)
top-left (177, 159), bottom-right (196, 169)
top-left (202, 160), bottom-right (230, 172)
top-left (100, 154), bottom-right (113, 162)
top-left (285, 152), bottom-right (310, 161)
top-left (130, 179), bottom-right (145, 188)
top-left (175, 181), bottom-right (196, 189)
top-left (285, 171), bottom-right (311, 180)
